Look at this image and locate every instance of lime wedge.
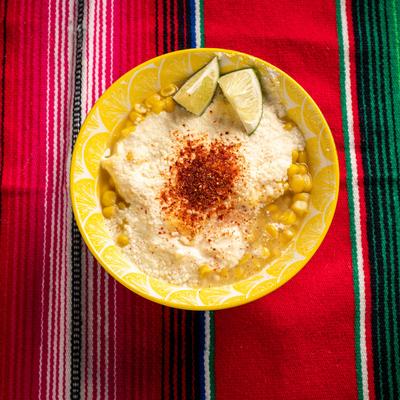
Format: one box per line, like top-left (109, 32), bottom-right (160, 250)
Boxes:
top-left (173, 57), bottom-right (219, 116)
top-left (218, 68), bottom-right (263, 135)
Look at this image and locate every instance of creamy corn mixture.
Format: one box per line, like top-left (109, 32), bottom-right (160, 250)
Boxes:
top-left (99, 85), bottom-right (312, 286)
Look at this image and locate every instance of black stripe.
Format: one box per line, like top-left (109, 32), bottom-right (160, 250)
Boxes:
top-left (177, 310), bottom-right (183, 400)
top-left (155, 0), bottom-right (159, 55)
top-left (353, 2), bottom-right (388, 398)
top-left (70, 0), bottom-right (85, 398)
top-left (162, 0), bottom-right (168, 53)
top-left (170, 0), bottom-right (176, 52)
top-left (186, 311), bottom-right (193, 400)
top-left (169, 309), bottom-right (175, 400)
top-left (177, 0), bottom-right (186, 49)
top-left (161, 306), bottom-right (165, 400)
top-left (185, 0), bottom-right (193, 48)
top-left (0, 0), bottom-right (8, 223)
top-left (193, 313), bottom-right (202, 399)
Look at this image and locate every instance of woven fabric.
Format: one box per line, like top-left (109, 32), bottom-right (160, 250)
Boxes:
top-left (1, 0), bottom-right (400, 399)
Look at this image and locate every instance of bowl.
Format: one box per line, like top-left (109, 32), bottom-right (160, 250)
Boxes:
top-left (70, 48), bottom-right (339, 310)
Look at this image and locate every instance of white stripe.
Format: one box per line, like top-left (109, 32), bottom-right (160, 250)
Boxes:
top-left (104, 273), bottom-right (110, 398)
top-left (101, 0), bottom-right (107, 93)
top-left (46, 0), bottom-right (61, 395)
top-left (101, 0), bottom-right (110, 394)
top-left (194, 0), bottom-right (201, 47)
top-left (39, 0), bottom-right (52, 397)
top-left (96, 265), bottom-right (102, 399)
top-left (204, 312), bottom-right (211, 400)
top-left (113, 280), bottom-right (117, 400)
top-left (340, 1), bottom-right (369, 399)
top-left (86, 0), bottom-right (95, 113)
top-left (94, 0), bottom-right (101, 102)
top-left (80, 245), bottom-right (88, 400)
top-left (64, 0), bottom-right (75, 396)
top-left (87, 249), bottom-right (95, 400)
top-left (56, 0), bottom-right (68, 398)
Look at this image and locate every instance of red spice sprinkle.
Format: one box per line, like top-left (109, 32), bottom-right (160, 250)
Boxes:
top-left (160, 139), bottom-right (241, 231)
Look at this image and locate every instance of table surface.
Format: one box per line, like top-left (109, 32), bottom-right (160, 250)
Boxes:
top-left (1, 1), bottom-right (399, 399)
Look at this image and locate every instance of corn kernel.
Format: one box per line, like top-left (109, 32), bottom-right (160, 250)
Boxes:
top-left (303, 174), bottom-right (313, 192)
top-left (279, 209), bottom-right (297, 225)
top-left (282, 228), bottom-right (295, 241)
top-left (129, 111), bottom-right (144, 125)
top-left (133, 103), bottom-right (148, 114)
top-left (239, 253), bottom-right (252, 265)
top-left (251, 258), bottom-right (263, 270)
top-left (289, 174), bottom-right (305, 193)
top-left (102, 205), bottom-right (116, 219)
top-left (218, 267), bottom-right (229, 279)
top-left (298, 150), bottom-right (307, 163)
top-left (291, 200), bottom-right (309, 216)
top-left (283, 121), bottom-right (294, 130)
top-left (288, 164), bottom-right (300, 176)
top-left (160, 83), bottom-right (178, 97)
top-left (234, 266), bottom-right (245, 279)
top-left (101, 190), bottom-right (117, 207)
top-left (164, 96), bottom-right (176, 113)
top-left (126, 151), bottom-right (134, 161)
top-left (292, 192), bottom-right (310, 202)
top-left (271, 246), bottom-right (281, 257)
top-left (266, 223), bottom-right (279, 238)
top-left (292, 150), bottom-right (299, 163)
top-left (199, 264), bottom-right (212, 278)
top-left (298, 164), bottom-right (308, 175)
top-left (266, 203), bottom-right (279, 214)
top-left (116, 233), bottom-right (129, 247)
top-left (261, 247), bottom-right (271, 259)
top-left (125, 119), bottom-right (134, 128)
top-left (151, 100), bottom-right (165, 114)
top-left (145, 93), bottom-right (162, 109)
top-left (117, 201), bottom-right (127, 210)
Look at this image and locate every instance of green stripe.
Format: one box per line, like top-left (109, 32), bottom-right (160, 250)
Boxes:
top-left (377, 1), bottom-right (400, 389)
top-left (364, 0), bottom-right (392, 396)
top-left (199, 0), bottom-right (205, 47)
top-left (352, 0), bottom-right (400, 398)
top-left (335, 2), bottom-right (364, 398)
top-left (209, 311), bottom-right (216, 400)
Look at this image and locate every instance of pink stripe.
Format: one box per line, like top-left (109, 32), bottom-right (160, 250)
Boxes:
top-left (84, 248), bottom-right (89, 400)
top-left (11, 0), bottom-right (27, 396)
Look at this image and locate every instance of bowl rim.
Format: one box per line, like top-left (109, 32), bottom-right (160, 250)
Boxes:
top-left (70, 47), bottom-right (340, 310)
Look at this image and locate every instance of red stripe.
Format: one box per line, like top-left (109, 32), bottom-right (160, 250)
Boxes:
top-left (0, 0), bottom-right (48, 397)
top-left (205, 1), bottom-right (359, 399)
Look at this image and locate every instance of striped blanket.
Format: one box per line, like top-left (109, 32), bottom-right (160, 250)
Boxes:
top-left (1, 1), bottom-right (399, 399)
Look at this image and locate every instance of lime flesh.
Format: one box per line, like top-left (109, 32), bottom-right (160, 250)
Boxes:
top-left (173, 57), bottom-right (219, 116)
top-left (218, 68), bottom-right (263, 135)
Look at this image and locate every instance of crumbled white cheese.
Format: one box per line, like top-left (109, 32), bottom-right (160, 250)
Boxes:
top-left (101, 93), bottom-right (304, 285)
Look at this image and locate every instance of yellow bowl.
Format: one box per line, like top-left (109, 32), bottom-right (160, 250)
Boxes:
top-left (70, 48), bottom-right (339, 310)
